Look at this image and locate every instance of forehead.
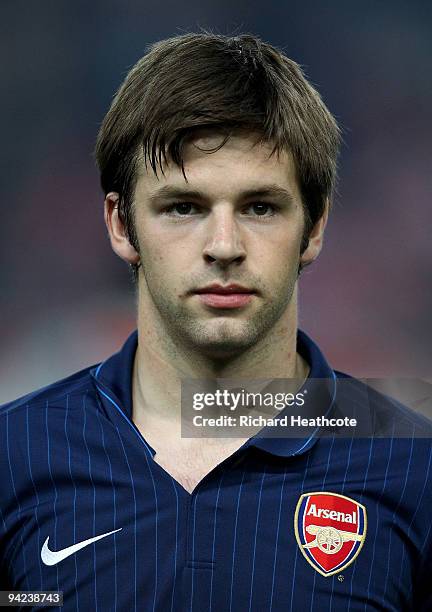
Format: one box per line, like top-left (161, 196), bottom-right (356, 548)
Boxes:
top-left (135, 130), bottom-right (300, 200)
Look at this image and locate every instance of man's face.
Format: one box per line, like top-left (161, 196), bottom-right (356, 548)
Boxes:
top-left (115, 132), bottom-right (322, 358)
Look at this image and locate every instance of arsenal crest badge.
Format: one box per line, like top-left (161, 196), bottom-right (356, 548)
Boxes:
top-left (294, 491), bottom-right (367, 577)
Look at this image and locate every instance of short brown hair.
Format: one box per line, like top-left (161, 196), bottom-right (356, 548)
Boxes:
top-left (95, 32), bottom-right (341, 266)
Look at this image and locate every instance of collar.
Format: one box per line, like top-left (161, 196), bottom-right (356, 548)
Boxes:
top-left (91, 329), bottom-right (337, 458)
top-left (246, 330), bottom-right (337, 456)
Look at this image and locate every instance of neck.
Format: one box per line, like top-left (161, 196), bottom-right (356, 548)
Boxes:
top-left (132, 284), bottom-right (309, 426)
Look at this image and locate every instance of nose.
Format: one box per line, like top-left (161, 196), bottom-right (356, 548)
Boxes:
top-left (202, 206), bottom-right (246, 267)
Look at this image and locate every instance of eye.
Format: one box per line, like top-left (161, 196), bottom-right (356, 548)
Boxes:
top-left (164, 202), bottom-right (199, 216)
top-left (244, 202), bottom-right (277, 217)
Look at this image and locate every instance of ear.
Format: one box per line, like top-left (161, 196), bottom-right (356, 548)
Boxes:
top-left (299, 200), bottom-right (329, 267)
top-left (104, 192), bottom-right (140, 264)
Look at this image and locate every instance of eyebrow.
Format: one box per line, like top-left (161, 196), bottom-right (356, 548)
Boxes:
top-left (148, 184), bottom-right (295, 204)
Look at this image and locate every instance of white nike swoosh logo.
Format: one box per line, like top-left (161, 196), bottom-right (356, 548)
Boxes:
top-left (41, 528), bottom-right (122, 566)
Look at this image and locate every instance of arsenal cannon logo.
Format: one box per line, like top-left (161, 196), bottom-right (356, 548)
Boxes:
top-left (294, 491), bottom-right (367, 577)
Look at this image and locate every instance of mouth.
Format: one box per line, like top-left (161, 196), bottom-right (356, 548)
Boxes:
top-left (193, 284), bottom-right (257, 309)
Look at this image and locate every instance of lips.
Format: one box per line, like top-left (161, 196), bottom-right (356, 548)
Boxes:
top-left (193, 284), bottom-right (256, 309)
top-left (194, 283), bottom-right (254, 295)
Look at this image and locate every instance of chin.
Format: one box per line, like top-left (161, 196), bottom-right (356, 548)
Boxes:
top-left (200, 339), bottom-right (254, 358)
top-left (185, 321), bottom-right (261, 358)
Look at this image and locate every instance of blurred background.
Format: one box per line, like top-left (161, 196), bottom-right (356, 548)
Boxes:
top-left (1, 0), bottom-right (431, 403)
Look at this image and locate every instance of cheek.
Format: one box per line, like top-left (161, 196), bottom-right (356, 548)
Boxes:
top-left (251, 231), bottom-right (302, 269)
top-left (139, 222), bottom-right (193, 260)
top-left (139, 237), bottom-right (190, 293)
top-left (144, 243), bottom-right (191, 271)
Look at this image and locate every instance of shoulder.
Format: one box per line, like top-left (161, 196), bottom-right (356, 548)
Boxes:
top-left (0, 364), bottom-right (102, 501)
top-left (0, 364), bottom-right (99, 420)
top-left (334, 370), bottom-right (432, 437)
top-left (332, 370), bottom-right (432, 502)
top-left (333, 372), bottom-right (432, 572)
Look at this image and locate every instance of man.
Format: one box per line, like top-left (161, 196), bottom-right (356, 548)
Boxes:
top-left (1, 33), bottom-right (431, 611)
